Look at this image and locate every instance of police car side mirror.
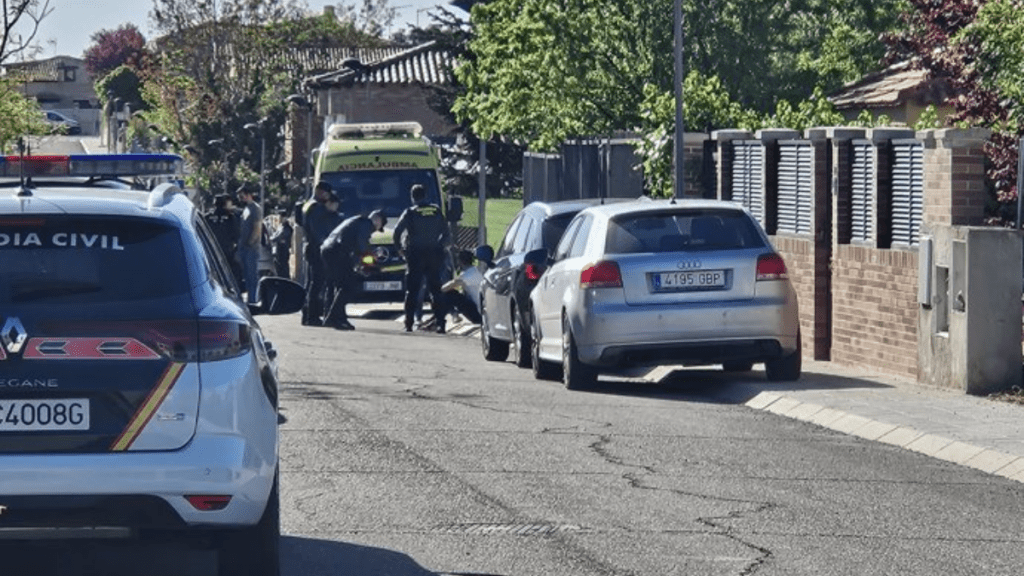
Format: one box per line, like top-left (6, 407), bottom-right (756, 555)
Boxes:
top-left (447, 196), bottom-right (464, 223)
top-left (475, 245), bottom-right (495, 269)
top-left (250, 277), bottom-right (306, 315)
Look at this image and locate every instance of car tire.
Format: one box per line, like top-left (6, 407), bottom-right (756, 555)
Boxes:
top-left (510, 303), bottom-right (532, 368)
top-left (765, 334), bottom-right (802, 382)
top-left (562, 315), bottom-right (596, 391)
top-left (722, 361), bottom-right (754, 373)
top-left (217, 471), bottom-right (280, 576)
top-left (531, 311), bottom-right (561, 381)
top-left (481, 300), bottom-right (509, 362)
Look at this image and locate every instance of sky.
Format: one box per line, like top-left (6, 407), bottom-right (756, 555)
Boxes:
top-left (28, 0), bottom-right (453, 60)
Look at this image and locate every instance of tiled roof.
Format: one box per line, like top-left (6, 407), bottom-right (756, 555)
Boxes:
top-left (3, 56), bottom-right (84, 82)
top-left (305, 41), bottom-right (455, 87)
top-left (828, 61), bottom-right (935, 109)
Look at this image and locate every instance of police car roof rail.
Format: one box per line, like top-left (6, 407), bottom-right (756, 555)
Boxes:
top-left (148, 182), bottom-right (186, 210)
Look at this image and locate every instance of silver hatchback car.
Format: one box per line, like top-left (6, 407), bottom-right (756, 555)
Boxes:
top-left (527, 199), bottom-right (801, 389)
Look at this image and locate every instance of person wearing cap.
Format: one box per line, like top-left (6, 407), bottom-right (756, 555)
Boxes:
top-left (320, 209), bottom-right (387, 330)
top-left (301, 181), bottom-right (335, 325)
top-left (393, 183), bottom-right (451, 333)
top-left (236, 183), bottom-right (263, 304)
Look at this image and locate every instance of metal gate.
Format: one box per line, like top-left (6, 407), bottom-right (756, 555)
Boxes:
top-left (891, 139), bottom-right (924, 247)
top-left (777, 140), bottom-right (813, 235)
top-left (730, 140), bottom-right (765, 226)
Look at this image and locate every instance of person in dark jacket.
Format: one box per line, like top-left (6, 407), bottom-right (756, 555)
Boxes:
top-left (300, 181), bottom-right (336, 325)
top-left (321, 210), bottom-right (387, 330)
top-left (393, 184), bottom-right (451, 333)
top-left (205, 194), bottom-right (242, 286)
top-left (270, 212), bottom-right (293, 278)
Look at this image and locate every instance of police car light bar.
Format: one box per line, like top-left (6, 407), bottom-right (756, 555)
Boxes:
top-left (328, 122), bottom-right (423, 140)
top-left (0, 154), bottom-right (183, 179)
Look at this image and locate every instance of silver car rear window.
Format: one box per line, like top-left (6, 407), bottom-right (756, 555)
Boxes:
top-left (606, 209), bottom-right (766, 254)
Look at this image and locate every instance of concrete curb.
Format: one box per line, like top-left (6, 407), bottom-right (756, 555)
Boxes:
top-left (745, 391), bottom-right (1024, 484)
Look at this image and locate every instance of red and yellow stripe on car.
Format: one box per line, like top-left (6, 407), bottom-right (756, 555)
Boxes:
top-left (110, 362), bottom-right (185, 451)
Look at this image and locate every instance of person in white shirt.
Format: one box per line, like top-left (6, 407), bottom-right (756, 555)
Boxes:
top-left (427, 249), bottom-right (482, 326)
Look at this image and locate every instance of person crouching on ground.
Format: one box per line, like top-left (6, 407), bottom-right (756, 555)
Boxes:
top-left (320, 209), bottom-right (387, 330)
top-left (424, 249), bottom-right (482, 328)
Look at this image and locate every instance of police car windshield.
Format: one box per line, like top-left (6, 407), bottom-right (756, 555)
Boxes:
top-left (0, 216), bottom-right (191, 304)
top-left (320, 170), bottom-right (441, 219)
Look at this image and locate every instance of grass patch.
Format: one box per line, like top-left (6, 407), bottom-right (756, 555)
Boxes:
top-left (459, 197), bottom-right (523, 249)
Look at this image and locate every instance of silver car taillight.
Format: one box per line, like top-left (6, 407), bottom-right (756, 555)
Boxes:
top-left (581, 261), bottom-right (623, 288)
top-left (755, 254), bottom-right (788, 281)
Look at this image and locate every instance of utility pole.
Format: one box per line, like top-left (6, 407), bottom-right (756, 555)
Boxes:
top-left (673, 0), bottom-right (685, 199)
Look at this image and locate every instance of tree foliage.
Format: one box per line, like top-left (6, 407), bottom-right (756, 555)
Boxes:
top-left (83, 24), bottom-right (149, 80)
top-left (1, 0), bottom-right (53, 64)
top-left (884, 0), bottom-right (1024, 224)
top-left (455, 0), bottom-right (902, 154)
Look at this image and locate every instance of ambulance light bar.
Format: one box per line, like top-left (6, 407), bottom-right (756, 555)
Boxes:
top-left (328, 122), bottom-right (423, 140)
top-left (0, 154), bottom-right (183, 179)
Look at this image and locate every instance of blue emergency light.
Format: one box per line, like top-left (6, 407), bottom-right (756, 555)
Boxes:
top-left (0, 154), bottom-right (183, 179)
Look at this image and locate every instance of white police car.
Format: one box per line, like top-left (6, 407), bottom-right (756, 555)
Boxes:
top-left (0, 154), bottom-right (304, 576)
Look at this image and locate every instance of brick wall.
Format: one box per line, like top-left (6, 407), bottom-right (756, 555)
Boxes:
top-left (327, 84), bottom-right (456, 136)
top-left (921, 129), bottom-right (990, 227)
top-left (831, 245), bottom-right (920, 378)
top-left (771, 235), bottom-right (817, 358)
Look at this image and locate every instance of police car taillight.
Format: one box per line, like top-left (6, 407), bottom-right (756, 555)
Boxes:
top-left (46, 319), bottom-right (253, 362)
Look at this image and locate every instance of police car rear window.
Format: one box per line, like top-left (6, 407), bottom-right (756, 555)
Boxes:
top-left (0, 216), bottom-right (190, 304)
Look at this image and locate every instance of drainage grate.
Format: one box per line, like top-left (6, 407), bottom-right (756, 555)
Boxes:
top-left (434, 523), bottom-right (584, 536)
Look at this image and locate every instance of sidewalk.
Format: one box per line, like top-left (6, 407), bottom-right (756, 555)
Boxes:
top-left (448, 319), bottom-right (1024, 484)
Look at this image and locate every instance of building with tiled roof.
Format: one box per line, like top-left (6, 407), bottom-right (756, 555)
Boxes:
top-left (828, 60), bottom-right (955, 127)
top-left (2, 55), bottom-right (101, 134)
top-left (283, 41), bottom-right (460, 180)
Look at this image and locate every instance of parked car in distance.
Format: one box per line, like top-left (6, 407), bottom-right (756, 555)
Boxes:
top-left (527, 198), bottom-right (801, 389)
top-left (42, 110), bottom-right (81, 135)
top-left (478, 198), bottom-right (628, 368)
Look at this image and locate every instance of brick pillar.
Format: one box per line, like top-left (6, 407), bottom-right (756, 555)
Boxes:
top-left (918, 128), bottom-right (992, 227)
top-left (712, 129), bottom-right (753, 201)
top-left (825, 128), bottom-right (867, 247)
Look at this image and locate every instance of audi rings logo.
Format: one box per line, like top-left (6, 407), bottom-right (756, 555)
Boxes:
top-left (373, 246), bottom-right (391, 263)
top-left (676, 260), bottom-right (703, 270)
top-left (1, 317), bottom-right (27, 354)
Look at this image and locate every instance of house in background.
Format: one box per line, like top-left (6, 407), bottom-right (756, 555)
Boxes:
top-left (283, 40), bottom-right (459, 182)
top-left (2, 55), bottom-right (102, 135)
top-left (828, 60), bottom-right (956, 128)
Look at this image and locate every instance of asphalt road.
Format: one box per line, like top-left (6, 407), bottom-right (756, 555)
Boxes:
top-left (265, 310), bottom-right (1024, 576)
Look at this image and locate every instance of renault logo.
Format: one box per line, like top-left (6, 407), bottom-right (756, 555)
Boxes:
top-left (1, 317), bottom-right (27, 354)
top-left (0, 505), bottom-right (6, 516)
top-left (676, 260), bottom-right (703, 270)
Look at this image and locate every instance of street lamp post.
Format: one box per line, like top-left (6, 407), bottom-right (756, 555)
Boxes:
top-left (207, 138), bottom-right (228, 197)
top-left (244, 121), bottom-right (267, 215)
top-left (285, 94), bottom-right (314, 200)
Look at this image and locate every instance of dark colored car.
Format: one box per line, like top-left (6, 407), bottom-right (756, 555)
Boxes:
top-left (478, 199), bottom-right (624, 367)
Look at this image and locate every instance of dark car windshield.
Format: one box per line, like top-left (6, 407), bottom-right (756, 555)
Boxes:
top-left (321, 169), bottom-right (442, 219)
top-left (0, 216), bottom-right (190, 304)
top-left (606, 209), bottom-right (767, 254)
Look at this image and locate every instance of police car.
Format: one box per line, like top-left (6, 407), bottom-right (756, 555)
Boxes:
top-left (0, 154), bottom-right (304, 576)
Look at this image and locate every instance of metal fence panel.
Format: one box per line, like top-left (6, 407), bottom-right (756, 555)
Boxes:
top-left (731, 140), bottom-right (765, 226)
top-left (891, 139), bottom-right (924, 247)
top-left (777, 140), bottom-right (813, 235)
top-left (851, 139), bottom-right (874, 244)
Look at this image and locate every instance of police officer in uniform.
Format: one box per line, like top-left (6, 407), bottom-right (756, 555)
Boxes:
top-left (320, 210), bottom-right (387, 330)
top-left (205, 194), bottom-right (241, 286)
top-left (393, 184), bottom-right (451, 333)
top-left (300, 181), bottom-right (335, 326)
